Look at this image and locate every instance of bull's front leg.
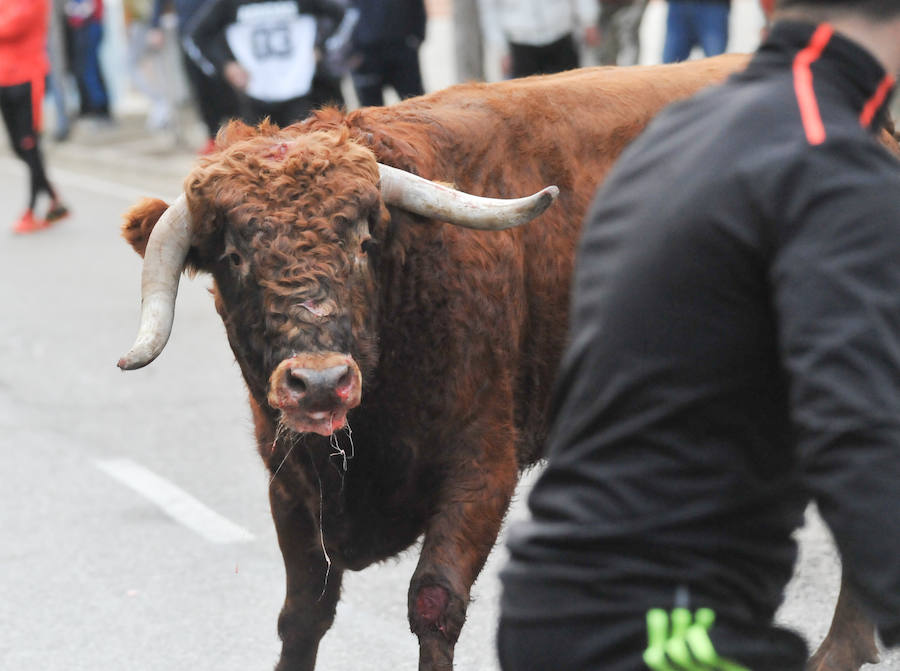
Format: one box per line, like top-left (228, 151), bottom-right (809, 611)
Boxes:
top-left (407, 442), bottom-right (520, 671)
top-left (251, 397), bottom-right (343, 671)
top-left (270, 483), bottom-right (344, 671)
top-left (806, 575), bottom-right (879, 671)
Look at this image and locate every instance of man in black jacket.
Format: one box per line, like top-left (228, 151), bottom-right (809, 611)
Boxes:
top-left (498, 1), bottom-right (900, 670)
top-left (349, 0), bottom-right (425, 107)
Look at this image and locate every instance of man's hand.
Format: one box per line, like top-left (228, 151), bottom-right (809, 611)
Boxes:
top-left (224, 61), bottom-right (250, 92)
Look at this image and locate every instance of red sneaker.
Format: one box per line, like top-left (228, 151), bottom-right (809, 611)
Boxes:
top-left (13, 210), bottom-right (49, 234)
top-left (45, 202), bottom-right (70, 224)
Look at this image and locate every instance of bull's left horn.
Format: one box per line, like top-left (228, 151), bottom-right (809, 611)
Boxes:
top-left (377, 163), bottom-right (558, 231)
top-left (118, 194), bottom-right (193, 371)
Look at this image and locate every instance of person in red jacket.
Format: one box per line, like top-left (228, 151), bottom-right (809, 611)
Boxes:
top-left (0, 0), bottom-right (69, 233)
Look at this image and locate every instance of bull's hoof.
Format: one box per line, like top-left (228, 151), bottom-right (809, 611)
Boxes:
top-left (805, 640), bottom-right (879, 671)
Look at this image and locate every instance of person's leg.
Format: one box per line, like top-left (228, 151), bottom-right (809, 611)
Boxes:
top-left (181, 49), bottom-right (239, 153)
top-left (597, 3), bottom-right (622, 66)
top-left (46, 63), bottom-right (71, 141)
top-left (0, 81), bottom-right (67, 232)
top-left (271, 96), bottom-right (314, 127)
top-left (239, 97), bottom-right (271, 126)
top-left (510, 43), bottom-right (542, 79)
top-left (181, 51), bottom-right (223, 139)
top-left (81, 19), bottom-right (110, 117)
top-left (384, 43), bottom-right (425, 101)
top-left (352, 46), bottom-right (386, 107)
top-left (662, 0), bottom-right (693, 63)
top-left (544, 33), bottom-right (580, 74)
top-left (69, 24), bottom-right (91, 116)
top-left (616, 0), bottom-right (648, 66)
top-left (696, 2), bottom-right (729, 57)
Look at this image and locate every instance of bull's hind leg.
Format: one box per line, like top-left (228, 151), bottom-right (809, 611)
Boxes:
top-left (407, 438), bottom-right (520, 671)
top-left (270, 485), bottom-right (344, 671)
top-left (806, 576), bottom-right (879, 671)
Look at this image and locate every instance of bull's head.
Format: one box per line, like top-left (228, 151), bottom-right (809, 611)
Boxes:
top-left (118, 122), bottom-right (557, 436)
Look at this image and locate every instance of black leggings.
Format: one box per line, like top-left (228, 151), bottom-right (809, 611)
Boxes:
top-left (0, 80), bottom-right (55, 210)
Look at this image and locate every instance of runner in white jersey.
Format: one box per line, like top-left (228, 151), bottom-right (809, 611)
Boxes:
top-left (190, 0), bottom-right (349, 126)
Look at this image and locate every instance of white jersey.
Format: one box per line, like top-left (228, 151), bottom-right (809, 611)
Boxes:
top-left (225, 1), bottom-right (317, 102)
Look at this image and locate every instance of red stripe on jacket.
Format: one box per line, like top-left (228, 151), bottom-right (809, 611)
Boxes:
top-left (860, 75), bottom-right (895, 129)
top-left (792, 24), bottom-right (834, 146)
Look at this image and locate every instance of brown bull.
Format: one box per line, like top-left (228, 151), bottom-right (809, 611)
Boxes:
top-left (118, 54), bottom-right (884, 671)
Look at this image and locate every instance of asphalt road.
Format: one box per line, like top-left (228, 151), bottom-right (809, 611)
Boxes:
top-left (1, 141), bottom-right (897, 671)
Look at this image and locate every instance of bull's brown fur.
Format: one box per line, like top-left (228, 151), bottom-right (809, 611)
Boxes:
top-left (122, 55), bottom-right (880, 671)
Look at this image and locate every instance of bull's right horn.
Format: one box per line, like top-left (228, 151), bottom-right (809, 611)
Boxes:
top-left (378, 163), bottom-right (559, 231)
top-left (118, 194), bottom-right (193, 371)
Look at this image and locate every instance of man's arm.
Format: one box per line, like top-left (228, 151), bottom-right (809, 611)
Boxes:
top-left (409, 0), bottom-right (426, 44)
top-left (185, 0), bottom-right (237, 76)
top-left (773, 143), bottom-right (900, 646)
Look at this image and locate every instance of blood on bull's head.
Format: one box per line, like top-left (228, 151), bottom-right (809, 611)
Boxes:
top-left (118, 121), bottom-right (558, 437)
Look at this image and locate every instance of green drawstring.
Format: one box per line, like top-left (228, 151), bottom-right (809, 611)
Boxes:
top-left (643, 608), bottom-right (751, 671)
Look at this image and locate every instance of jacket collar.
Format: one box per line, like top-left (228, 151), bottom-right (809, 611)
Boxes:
top-left (746, 20), bottom-right (895, 133)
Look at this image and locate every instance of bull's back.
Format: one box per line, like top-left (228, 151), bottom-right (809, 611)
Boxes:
top-left (345, 55), bottom-right (752, 463)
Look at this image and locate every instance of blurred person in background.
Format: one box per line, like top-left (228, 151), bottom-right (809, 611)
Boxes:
top-left (478, 0), bottom-right (599, 79)
top-left (0, 0), bottom-right (69, 233)
top-left (349, 0), bottom-right (425, 107)
top-left (596, 0), bottom-right (647, 66)
top-left (662, 0), bottom-right (730, 62)
top-left (64, 0), bottom-right (112, 121)
top-left (189, 0), bottom-right (348, 127)
top-left (125, 0), bottom-right (171, 131)
top-left (149, 0), bottom-right (240, 155)
top-left (454, 0), bottom-right (485, 83)
top-left (47, 0), bottom-right (72, 141)
top-left (310, 0), bottom-right (358, 111)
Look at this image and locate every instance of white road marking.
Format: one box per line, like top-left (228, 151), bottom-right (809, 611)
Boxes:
top-left (0, 155), bottom-right (172, 202)
top-left (96, 458), bottom-right (255, 544)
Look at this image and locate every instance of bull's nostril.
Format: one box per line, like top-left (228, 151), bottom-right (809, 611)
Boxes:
top-left (336, 368), bottom-right (352, 390)
top-left (287, 369), bottom-right (309, 395)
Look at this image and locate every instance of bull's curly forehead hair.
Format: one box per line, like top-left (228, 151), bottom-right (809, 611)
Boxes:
top-left (777, 0), bottom-right (900, 18)
top-left (183, 121), bottom-right (382, 237)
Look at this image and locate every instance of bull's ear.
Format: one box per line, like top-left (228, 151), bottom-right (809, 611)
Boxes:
top-left (122, 197), bottom-right (169, 258)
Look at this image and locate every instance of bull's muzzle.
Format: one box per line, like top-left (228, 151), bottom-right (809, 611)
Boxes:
top-left (267, 352), bottom-right (362, 436)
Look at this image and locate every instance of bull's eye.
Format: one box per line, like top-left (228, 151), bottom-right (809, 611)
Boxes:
top-left (228, 252), bottom-right (243, 267)
top-left (360, 238), bottom-right (375, 256)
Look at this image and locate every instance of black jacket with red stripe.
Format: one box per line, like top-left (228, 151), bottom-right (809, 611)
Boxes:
top-left (501, 19), bottom-right (900, 653)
